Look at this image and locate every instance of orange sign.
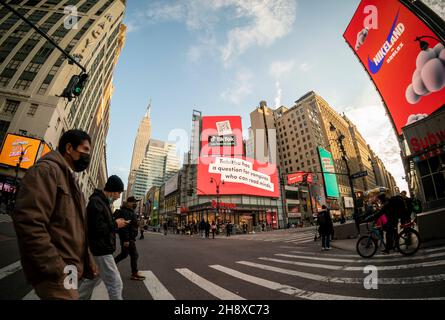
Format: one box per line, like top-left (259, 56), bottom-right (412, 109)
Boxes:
top-left (40, 142), bottom-right (52, 158)
top-left (0, 134), bottom-right (41, 169)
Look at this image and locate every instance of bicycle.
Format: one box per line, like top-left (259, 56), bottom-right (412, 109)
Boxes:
top-left (356, 219), bottom-right (421, 258)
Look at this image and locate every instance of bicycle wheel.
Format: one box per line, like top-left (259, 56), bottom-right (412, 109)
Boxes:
top-left (397, 228), bottom-right (421, 256)
top-left (356, 236), bottom-right (378, 258)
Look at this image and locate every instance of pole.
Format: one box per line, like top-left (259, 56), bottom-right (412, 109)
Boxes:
top-left (338, 137), bottom-right (358, 218)
top-left (0, 0), bottom-right (86, 73)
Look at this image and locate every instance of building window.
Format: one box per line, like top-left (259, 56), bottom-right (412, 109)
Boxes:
top-left (3, 100), bottom-right (20, 115)
top-left (19, 129), bottom-right (27, 135)
top-left (55, 117), bottom-right (61, 131)
top-left (14, 79), bottom-right (31, 91)
top-left (0, 120), bottom-right (10, 143)
top-left (38, 83), bottom-right (49, 95)
top-left (27, 104), bottom-right (38, 116)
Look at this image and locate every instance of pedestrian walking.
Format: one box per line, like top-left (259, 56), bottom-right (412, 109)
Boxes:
top-left (226, 221), bottom-right (232, 237)
top-left (138, 216), bottom-right (146, 240)
top-left (211, 221), bottom-right (217, 239)
top-left (205, 220), bottom-right (210, 238)
top-left (163, 221), bottom-right (168, 235)
top-left (114, 197), bottom-right (146, 281)
top-left (199, 218), bottom-right (206, 238)
top-left (12, 130), bottom-right (98, 300)
top-left (318, 205), bottom-right (334, 251)
top-left (87, 175), bottom-right (128, 300)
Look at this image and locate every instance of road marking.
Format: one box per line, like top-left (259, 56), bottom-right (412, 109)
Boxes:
top-left (260, 256), bottom-right (445, 271)
top-left (286, 239), bottom-right (314, 244)
top-left (0, 261), bottom-right (21, 281)
top-left (22, 290), bottom-right (39, 300)
top-left (176, 268), bottom-right (245, 300)
top-left (22, 281), bottom-right (109, 300)
top-left (139, 270), bottom-right (175, 300)
top-left (91, 281), bottom-right (109, 300)
top-left (210, 264), bottom-right (373, 300)
top-left (237, 261), bottom-right (445, 285)
top-left (289, 250), bottom-right (358, 257)
top-left (276, 251), bottom-right (445, 264)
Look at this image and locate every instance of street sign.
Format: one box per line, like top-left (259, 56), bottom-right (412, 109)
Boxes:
top-left (351, 171), bottom-right (368, 179)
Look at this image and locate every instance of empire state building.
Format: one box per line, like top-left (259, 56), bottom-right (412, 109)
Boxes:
top-left (127, 101), bottom-right (152, 196)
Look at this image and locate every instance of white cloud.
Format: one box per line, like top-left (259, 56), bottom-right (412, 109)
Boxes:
top-left (299, 62), bottom-right (311, 72)
top-left (220, 0), bottom-right (297, 64)
top-left (220, 68), bottom-right (253, 105)
top-left (269, 60), bottom-right (296, 79)
top-left (136, 0), bottom-right (297, 65)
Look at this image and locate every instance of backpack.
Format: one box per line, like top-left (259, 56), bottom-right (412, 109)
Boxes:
top-left (318, 211), bottom-right (327, 225)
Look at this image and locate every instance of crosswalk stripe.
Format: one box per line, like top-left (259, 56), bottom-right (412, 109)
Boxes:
top-left (139, 270), bottom-right (175, 300)
top-left (276, 251), bottom-right (445, 264)
top-left (176, 268), bottom-right (245, 300)
top-left (0, 261), bottom-right (21, 281)
top-left (237, 261), bottom-right (445, 285)
top-left (259, 257), bottom-right (341, 270)
top-left (286, 239), bottom-right (313, 244)
top-left (22, 290), bottom-right (39, 300)
top-left (91, 281), bottom-right (109, 300)
top-left (209, 264), bottom-right (373, 300)
top-left (260, 256), bottom-right (445, 272)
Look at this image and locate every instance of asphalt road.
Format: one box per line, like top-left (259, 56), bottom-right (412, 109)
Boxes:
top-left (1, 216), bottom-right (445, 300)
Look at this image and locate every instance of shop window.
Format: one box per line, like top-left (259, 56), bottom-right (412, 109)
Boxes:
top-left (422, 176), bottom-right (436, 202)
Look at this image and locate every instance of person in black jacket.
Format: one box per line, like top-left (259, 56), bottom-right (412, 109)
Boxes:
top-left (318, 205), bottom-right (334, 251)
top-left (87, 175), bottom-right (128, 300)
top-left (114, 197), bottom-right (146, 281)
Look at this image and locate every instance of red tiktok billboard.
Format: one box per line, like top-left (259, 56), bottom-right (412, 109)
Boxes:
top-left (197, 156), bottom-right (280, 198)
top-left (343, 0), bottom-right (445, 135)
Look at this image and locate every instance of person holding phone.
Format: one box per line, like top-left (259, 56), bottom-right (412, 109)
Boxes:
top-left (86, 175), bottom-right (128, 300)
top-left (114, 197), bottom-right (146, 281)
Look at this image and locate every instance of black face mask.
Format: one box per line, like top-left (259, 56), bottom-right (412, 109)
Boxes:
top-left (132, 204), bottom-right (137, 210)
top-left (73, 152), bottom-right (91, 172)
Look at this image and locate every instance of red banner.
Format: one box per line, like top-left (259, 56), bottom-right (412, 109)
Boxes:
top-left (200, 116), bottom-right (244, 157)
top-left (343, 0), bottom-right (445, 134)
top-left (197, 156), bottom-right (279, 198)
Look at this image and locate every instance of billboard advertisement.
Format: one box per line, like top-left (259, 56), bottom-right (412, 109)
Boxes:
top-left (343, 0), bottom-right (445, 134)
top-left (318, 147), bottom-right (340, 198)
top-left (0, 134), bottom-right (41, 169)
top-left (200, 116), bottom-right (244, 157)
top-left (197, 156), bottom-right (279, 198)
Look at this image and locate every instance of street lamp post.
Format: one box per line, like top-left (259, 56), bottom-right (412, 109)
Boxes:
top-left (13, 145), bottom-right (31, 188)
top-left (329, 122), bottom-right (358, 219)
top-left (210, 178), bottom-right (224, 223)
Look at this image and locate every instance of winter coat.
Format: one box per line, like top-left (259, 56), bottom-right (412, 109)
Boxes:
top-left (12, 151), bottom-right (96, 285)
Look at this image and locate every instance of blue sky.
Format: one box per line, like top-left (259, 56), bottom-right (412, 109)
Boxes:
top-left (106, 0), bottom-right (409, 191)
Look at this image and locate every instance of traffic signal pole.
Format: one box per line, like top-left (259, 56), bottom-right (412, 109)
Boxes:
top-left (0, 0), bottom-right (86, 73)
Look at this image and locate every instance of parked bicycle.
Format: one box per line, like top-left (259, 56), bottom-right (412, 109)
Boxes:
top-left (356, 218), bottom-right (421, 258)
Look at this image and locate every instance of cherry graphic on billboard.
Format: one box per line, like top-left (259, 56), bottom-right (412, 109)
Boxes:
top-left (343, 0), bottom-right (445, 135)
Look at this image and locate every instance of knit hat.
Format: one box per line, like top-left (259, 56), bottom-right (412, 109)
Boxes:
top-left (104, 175), bottom-right (124, 192)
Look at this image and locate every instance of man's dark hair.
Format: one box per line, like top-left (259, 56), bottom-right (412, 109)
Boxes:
top-left (58, 129), bottom-right (91, 155)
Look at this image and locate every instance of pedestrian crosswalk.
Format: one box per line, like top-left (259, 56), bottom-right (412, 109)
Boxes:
top-left (2, 245), bottom-right (445, 300)
top-left (0, 214), bottom-right (12, 223)
top-left (223, 229), bottom-right (316, 245)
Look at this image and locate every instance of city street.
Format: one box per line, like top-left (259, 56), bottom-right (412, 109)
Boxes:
top-left (1, 217), bottom-right (444, 300)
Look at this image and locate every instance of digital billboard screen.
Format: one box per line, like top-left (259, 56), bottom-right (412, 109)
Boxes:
top-left (343, 0), bottom-right (445, 135)
top-left (318, 147), bottom-right (340, 198)
top-left (0, 134), bottom-right (41, 169)
top-left (197, 156), bottom-right (279, 198)
top-left (200, 116), bottom-right (244, 157)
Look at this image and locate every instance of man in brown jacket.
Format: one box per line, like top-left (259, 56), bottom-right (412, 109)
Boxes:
top-left (12, 129), bottom-right (98, 300)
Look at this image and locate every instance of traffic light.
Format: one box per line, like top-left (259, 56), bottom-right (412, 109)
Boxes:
top-left (61, 75), bottom-right (79, 101)
top-left (61, 73), bottom-right (88, 101)
top-left (73, 73), bottom-right (88, 97)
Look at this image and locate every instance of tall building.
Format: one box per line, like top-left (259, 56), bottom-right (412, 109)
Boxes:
top-left (132, 139), bottom-right (180, 200)
top-left (249, 101), bottom-right (278, 164)
top-left (127, 102), bottom-right (152, 196)
top-left (0, 0), bottom-right (127, 196)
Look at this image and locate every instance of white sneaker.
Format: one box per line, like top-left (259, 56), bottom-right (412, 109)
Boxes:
top-left (321, 247), bottom-right (326, 251)
top-left (327, 247), bottom-right (332, 250)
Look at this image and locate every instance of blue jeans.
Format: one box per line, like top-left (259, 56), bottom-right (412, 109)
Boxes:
top-left (94, 255), bottom-right (123, 300)
top-left (322, 234), bottom-right (331, 248)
